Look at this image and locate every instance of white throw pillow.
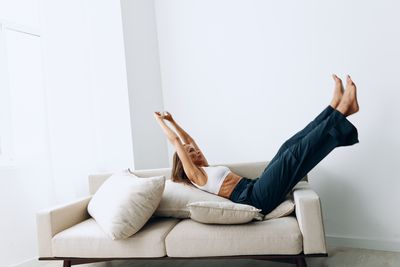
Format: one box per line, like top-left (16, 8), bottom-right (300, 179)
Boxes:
top-left (264, 198), bottom-right (295, 220)
top-left (87, 171), bottom-right (165, 240)
top-left (187, 201), bottom-right (264, 224)
top-left (154, 179), bottom-right (231, 218)
top-left (186, 198), bottom-right (295, 225)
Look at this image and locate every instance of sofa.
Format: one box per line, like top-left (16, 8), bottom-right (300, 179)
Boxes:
top-left (36, 161), bottom-right (328, 267)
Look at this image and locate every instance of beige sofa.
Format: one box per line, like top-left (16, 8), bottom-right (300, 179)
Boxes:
top-left (36, 161), bottom-right (328, 267)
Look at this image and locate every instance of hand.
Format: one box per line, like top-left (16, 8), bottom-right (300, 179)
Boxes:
top-left (163, 111), bottom-right (174, 122)
top-left (153, 111), bottom-right (164, 121)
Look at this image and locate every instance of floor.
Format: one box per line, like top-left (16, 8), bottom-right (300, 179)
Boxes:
top-left (18, 245), bottom-right (400, 267)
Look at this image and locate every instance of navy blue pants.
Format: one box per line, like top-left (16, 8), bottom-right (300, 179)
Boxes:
top-left (229, 105), bottom-right (359, 215)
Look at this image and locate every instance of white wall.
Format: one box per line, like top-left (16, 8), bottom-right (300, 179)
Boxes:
top-left (120, 0), bottom-right (169, 170)
top-left (0, 1), bottom-right (52, 266)
top-left (0, 0), bottom-right (40, 29)
top-left (40, 0), bottom-right (134, 202)
top-left (0, 29), bottom-right (53, 267)
top-left (154, 0), bottom-right (400, 251)
top-left (0, 0), bottom-right (134, 266)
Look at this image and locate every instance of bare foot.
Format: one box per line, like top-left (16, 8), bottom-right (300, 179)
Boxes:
top-left (336, 75), bottom-right (359, 116)
top-left (330, 74), bottom-right (344, 108)
top-left (345, 75), bottom-right (360, 116)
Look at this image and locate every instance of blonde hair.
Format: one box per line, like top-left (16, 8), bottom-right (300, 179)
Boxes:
top-left (171, 152), bottom-right (193, 186)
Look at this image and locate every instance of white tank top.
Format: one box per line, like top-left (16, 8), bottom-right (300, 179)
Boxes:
top-left (191, 165), bottom-right (231, 194)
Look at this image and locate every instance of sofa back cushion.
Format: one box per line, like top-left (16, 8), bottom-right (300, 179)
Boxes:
top-left (88, 162), bottom-right (306, 220)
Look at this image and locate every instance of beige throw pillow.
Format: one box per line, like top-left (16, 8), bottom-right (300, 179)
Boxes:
top-left (187, 201), bottom-right (263, 224)
top-left (264, 198), bottom-right (295, 220)
top-left (87, 171), bottom-right (165, 240)
top-left (186, 197), bottom-right (295, 225)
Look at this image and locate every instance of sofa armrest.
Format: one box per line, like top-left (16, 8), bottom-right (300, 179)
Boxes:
top-left (293, 182), bottom-right (327, 254)
top-left (36, 196), bottom-right (92, 257)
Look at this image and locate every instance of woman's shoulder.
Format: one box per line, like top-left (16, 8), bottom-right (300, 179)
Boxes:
top-left (190, 166), bottom-right (207, 186)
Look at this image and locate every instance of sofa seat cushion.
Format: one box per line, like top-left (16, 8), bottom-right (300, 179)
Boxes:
top-left (165, 216), bottom-right (302, 257)
top-left (52, 217), bottom-right (179, 258)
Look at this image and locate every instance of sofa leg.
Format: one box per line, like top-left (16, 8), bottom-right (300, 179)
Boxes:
top-left (63, 260), bottom-right (71, 267)
top-left (296, 257), bottom-right (307, 267)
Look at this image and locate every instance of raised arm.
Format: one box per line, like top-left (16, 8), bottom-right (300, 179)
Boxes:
top-left (154, 112), bottom-right (203, 181)
top-left (154, 112), bottom-right (179, 142)
top-left (163, 112), bottom-right (209, 166)
top-left (168, 116), bottom-right (192, 144)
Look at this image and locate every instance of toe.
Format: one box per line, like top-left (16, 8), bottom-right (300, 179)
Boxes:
top-left (333, 74), bottom-right (344, 91)
top-left (333, 74), bottom-right (342, 82)
top-left (332, 74), bottom-right (340, 82)
top-left (348, 76), bottom-right (357, 88)
top-left (337, 77), bottom-right (343, 87)
top-left (347, 75), bottom-right (353, 85)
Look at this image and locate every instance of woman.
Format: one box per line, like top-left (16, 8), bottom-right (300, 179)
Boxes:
top-left (154, 74), bottom-right (359, 215)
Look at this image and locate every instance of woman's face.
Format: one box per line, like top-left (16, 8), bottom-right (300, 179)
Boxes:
top-left (184, 144), bottom-right (204, 166)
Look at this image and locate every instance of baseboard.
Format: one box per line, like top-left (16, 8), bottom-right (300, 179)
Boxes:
top-left (11, 257), bottom-right (37, 267)
top-left (326, 234), bottom-right (400, 252)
